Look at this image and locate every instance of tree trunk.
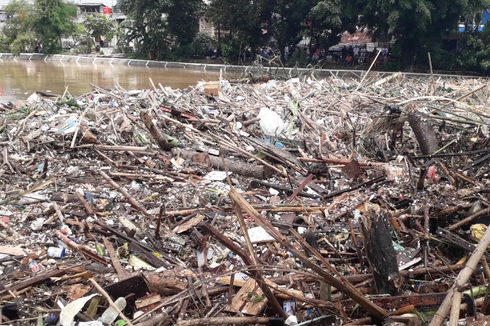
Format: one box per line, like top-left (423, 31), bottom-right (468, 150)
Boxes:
top-left (217, 25), bottom-right (221, 56)
top-left (401, 38), bottom-right (417, 71)
top-left (278, 41), bottom-right (285, 63)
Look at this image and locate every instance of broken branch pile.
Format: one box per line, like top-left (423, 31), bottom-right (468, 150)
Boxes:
top-left (0, 73), bottom-right (490, 325)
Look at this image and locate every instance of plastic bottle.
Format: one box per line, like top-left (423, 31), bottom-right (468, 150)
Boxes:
top-left (47, 247), bottom-right (66, 258)
top-left (99, 297), bottom-right (126, 325)
top-left (28, 259), bottom-right (40, 273)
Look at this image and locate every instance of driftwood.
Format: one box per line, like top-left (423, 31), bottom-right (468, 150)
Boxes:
top-left (180, 150), bottom-right (273, 179)
top-left (144, 269), bottom-right (189, 295)
top-left (176, 316), bottom-right (272, 326)
top-left (200, 222), bottom-right (289, 318)
top-left (6, 72), bottom-right (490, 325)
top-left (227, 187), bottom-right (389, 319)
top-left (430, 225), bottom-right (490, 326)
top-left (408, 105), bottom-right (439, 155)
top-left (140, 110), bottom-right (172, 151)
top-left (360, 203), bottom-right (402, 295)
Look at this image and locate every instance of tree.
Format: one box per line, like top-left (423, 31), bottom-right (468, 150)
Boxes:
top-left (207, 0), bottom-right (272, 61)
top-left (83, 13), bottom-right (114, 45)
top-left (2, 0), bottom-right (77, 55)
top-left (32, 0), bottom-right (78, 54)
top-left (2, 0), bottom-right (36, 54)
top-left (118, 0), bottom-right (202, 60)
top-left (358, 0), bottom-right (490, 70)
top-left (453, 23), bottom-right (490, 72)
top-left (166, 0), bottom-right (204, 46)
top-left (270, 0), bottom-right (314, 61)
top-left (307, 0), bottom-right (358, 53)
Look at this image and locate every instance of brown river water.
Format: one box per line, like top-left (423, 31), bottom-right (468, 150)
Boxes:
top-left (0, 60), bottom-right (221, 101)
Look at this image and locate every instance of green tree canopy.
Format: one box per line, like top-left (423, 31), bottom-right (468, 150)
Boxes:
top-left (118, 0), bottom-right (202, 60)
top-left (2, 0), bottom-right (77, 55)
top-left (358, 0), bottom-right (490, 70)
top-left (33, 0), bottom-right (78, 54)
top-left (83, 13), bottom-right (114, 42)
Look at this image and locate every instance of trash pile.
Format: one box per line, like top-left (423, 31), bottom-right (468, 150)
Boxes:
top-left (1, 73), bottom-right (490, 326)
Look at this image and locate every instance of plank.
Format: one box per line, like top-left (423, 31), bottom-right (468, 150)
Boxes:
top-left (102, 237), bottom-right (126, 279)
top-left (225, 278), bottom-right (267, 316)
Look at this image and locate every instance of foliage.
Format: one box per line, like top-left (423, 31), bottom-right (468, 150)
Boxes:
top-left (10, 32), bottom-right (36, 55)
top-left (167, 32), bottom-right (215, 60)
top-left (357, 0), bottom-right (490, 70)
top-left (118, 0), bottom-right (202, 60)
top-left (32, 0), bottom-right (78, 54)
top-left (270, 0), bottom-right (315, 59)
top-left (0, 35), bottom-right (10, 52)
top-left (2, 0), bottom-right (77, 55)
top-left (207, 0), bottom-right (272, 60)
top-left (166, 0), bottom-right (204, 46)
top-left (83, 14), bottom-right (114, 43)
top-left (452, 26), bottom-right (490, 72)
top-left (307, 0), bottom-right (358, 50)
top-left (220, 36), bottom-right (242, 59)
top-left (2, 0), bottom-right (35, 48)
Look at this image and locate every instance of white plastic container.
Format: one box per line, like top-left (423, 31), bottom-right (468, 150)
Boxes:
top-left (99, 297), bottom-right (126, 325)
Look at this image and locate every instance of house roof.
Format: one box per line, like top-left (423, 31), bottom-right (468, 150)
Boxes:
top-left (71, 0), bottom-right (114, 7)
top-left (341, 30), bottom-right (373, 44)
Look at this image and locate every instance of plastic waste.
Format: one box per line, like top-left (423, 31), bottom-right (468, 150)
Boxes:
top-left (60, 293), bottom-right (99, 326)
top-left (2, 303), bottom-right (19, 320)
top-left (47, 247), bottom-right (66, 258)
top-left (100, 297), bottom-right (126, 325)
top-left (30, 218), bottom-right (45, 231)
top-left (28, 259), bottom-right (41, 273)
top-left (283, 300), bottom-right (296, 316)
top-left (265, 138), bottom-right (284, 148)
top-left (285, 315), bottom-right (298, 325)
top-left (258, 107), bottom-right (285, 137)
top-left (44, 314), bottom-right (58, 325)
top-left (60, 225), bottom-right (72, 235)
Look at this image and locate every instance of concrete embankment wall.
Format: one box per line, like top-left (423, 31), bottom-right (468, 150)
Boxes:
top-left (0, 52), bottom-right (364, 79)
top-left (0, 53), bottom-right (482, 79)
top-left (0, 52), bottom-right (288, 75)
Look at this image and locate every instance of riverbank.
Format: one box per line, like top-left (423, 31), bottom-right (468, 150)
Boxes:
top-left (0, 53), bottom-right (484, 79)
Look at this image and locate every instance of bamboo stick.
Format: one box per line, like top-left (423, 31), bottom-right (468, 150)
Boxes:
top-left (429, 225), bottom-right (490, 326)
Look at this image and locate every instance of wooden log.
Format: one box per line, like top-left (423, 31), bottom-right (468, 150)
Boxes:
top-left (180, 150), bottom-right (273, 179)
top-left (226, 278), bottom-right (267, 315)
top-left (143, 268), bottom-right (194, 296)
top-left (343, 292), bottom-right (447, 312)
top-left (176, 316), bottom-right (272, 326)
top-left (140, 111), bottom-right (172, 151)
top-left (360, 203), bottom-right (402, 295)
top-left (102, 237), bottom-right (126, 279)
top-left (435, 227), bottom-right (490, 260)
top-left (134, 313), bottom-right (172, 326)
top-left (408, 105), bottom-right (439, 155)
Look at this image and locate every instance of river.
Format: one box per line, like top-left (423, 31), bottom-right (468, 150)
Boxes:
top-left (0, 60), bottom-right (221, 101)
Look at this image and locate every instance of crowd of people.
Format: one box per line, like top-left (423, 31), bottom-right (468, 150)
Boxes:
top-left (339, 44), bottom-right (390, 66)
top-left (282, 43), bottom-right (391, 66)
top-left (203, 42), bottom-right (391, 67)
